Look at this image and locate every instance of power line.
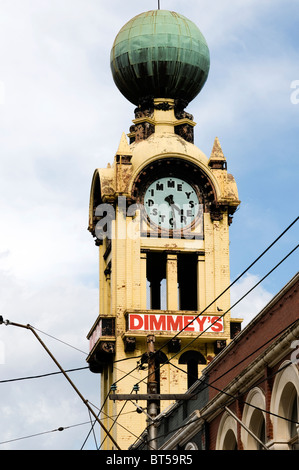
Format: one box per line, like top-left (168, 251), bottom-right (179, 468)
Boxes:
top-left (108, 218), bottom-right (298, 390)
top-left (0, 408), bottom-right (138, 447)
top-left (98, 241), bottom-right (298, 445)
top-left (137, 359), bottom-right (299, 449)
top-left (157, 243), bottom-right (298, 364)
top-left (129, 321), bottom-right (299, 447)
top-left (114, 242), bottom-right (298, 392)
top-left (167, 319), bottom-right (298, 397)
top-left (154, 218), bottom-right (299, 353)
top-left (1, 219), bottom-right (296, 449)
top-left (0, 366), bottom-right (89, 384)
top-left (103, 243), bottom-right (298, 443)
top-left (0, 421), bottom-right (91, 446)
top-left (80, 398), bottom-right (142, 449)
top-left (0, 321), bottom-right (122, 450)
top-left (32, 326), bottom-right (88, 355)
top-left (98, 394), bottom-right (132, 450)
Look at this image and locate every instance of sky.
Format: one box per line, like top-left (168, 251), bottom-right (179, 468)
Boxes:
top-left (0, 0), bottom-right (298, 450)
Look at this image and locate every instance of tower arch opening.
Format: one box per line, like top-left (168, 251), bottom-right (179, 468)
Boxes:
top-left (179, 350), bottom-right (206, 389)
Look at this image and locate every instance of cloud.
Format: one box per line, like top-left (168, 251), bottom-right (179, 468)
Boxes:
top-left (0, 268), bottom-right (100, 450)
top-left (0, 0), bottom-right (297, 449)
top-left (230, 273), bottom-right (274, 327)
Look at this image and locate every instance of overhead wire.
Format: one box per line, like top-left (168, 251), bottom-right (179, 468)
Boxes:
top-left (135, 350), bottom-right (299, 449)
top-left (115, 242), bottom-right (299, 393)
top-left (107, 217), bottom-right (298, 391)
top-left (81, 233), bottom-right (299, 447)
top-left (0, 366), bottom-right (89, 384)
top-left (85, 398), bottom-right (142, 447)
top-left (131, 336), bottom-right (295, 448)
top-left (1, 219), bottom-right (297, 449)
top-left (98, 393), bottom-right (131, 450)
top-left (100, 232), bottom-right (298, 444)
top-left (0, 421), bottom-right (92, 446)
top-left (97, 242), bottom-right (298, 447)
top-left (0, 408), bottom-right (139, 447)
top-left (31, 326), bottom-right (88, 355)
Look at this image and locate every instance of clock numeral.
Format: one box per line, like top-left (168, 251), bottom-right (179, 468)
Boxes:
top-left (181, 215), bottom-right (187, 224)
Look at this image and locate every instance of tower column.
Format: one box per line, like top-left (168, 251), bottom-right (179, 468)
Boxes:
top-left (140, 252), bottom-right (147, 310)
top-left (166, 253), bottom-right (178, 310)
top-left (197, 253), bottom-right (206, 312)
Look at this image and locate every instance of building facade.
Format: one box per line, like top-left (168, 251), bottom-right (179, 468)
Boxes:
top-left (85, 10), bottom-right (242, 450)
top-left (131, 273), bottom-right (299, 450)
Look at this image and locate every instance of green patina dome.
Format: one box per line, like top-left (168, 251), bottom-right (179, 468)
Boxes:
top-left (110, 10), bottom-right (210, 106)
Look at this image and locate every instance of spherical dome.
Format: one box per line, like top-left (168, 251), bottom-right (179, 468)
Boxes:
top-left (110, 10), bottom-right (210, 106)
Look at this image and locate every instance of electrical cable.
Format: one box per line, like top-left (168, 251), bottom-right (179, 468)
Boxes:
top-left (113, 276), bottom-right (298, 448)
top-left (137, 360), bottom-right (299, 449)
top-left (0, 408), bottom-right (138, 447)
top-left (86, 398), bottom-right (142, 447)
top-left (0, 421), bottom-right (92, 446)
top-left (2, 220), bottom-right (296, 449)
top-left (98, 394), bottom-right (131, 450)
top-left (155, 217), bottom-right (299, 353)
top-left (107, 218), bottom-right (298, 390)
top-left (154, 244), bottom-right (299, 362)
top-left (120, 243), bottom-right (299, 392)
top-left (0, 357), bottom-right (143, 385)
top-left (31, 326), bottom-right (88, 355)
top-left (96, 226), bottom-right (298, 444)
top-left (0, 366), bottom-right (89, 384)
top-left (130, 317), bottom-right (299, 447)
top-left (165, 319), bottom-right (298, 400)
top-left (0, 321), bottom-right (122, 450)
top-left (168, 361), bottom-right (299, 424)
top-left (87, 407), bottom-right (98, 449)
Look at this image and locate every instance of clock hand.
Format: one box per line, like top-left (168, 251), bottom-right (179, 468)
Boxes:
top-left (164, 195), bottom-right (180, 229)
top-left (164, 195), bottom-right (174, 206)
top-left (165, 195), bottom-right (180, 213)
top-left (172, 203), bottom-right (181, 213)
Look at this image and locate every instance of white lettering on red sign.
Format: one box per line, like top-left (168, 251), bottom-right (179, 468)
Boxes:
top-left (128, 314), bottom-right (223, 333)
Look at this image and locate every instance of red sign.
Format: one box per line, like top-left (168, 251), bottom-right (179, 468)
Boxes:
top-left (128, 314), bottom-right (223, 333)
top-left (89, 320), bottom-right (102, 352)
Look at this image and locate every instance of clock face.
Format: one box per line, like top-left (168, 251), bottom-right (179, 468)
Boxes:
top-left (144, 177), bottom-right (200, 230)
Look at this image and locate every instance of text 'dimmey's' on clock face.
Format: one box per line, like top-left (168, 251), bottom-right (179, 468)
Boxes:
top-left (144, 177), bottom-right (200, 230)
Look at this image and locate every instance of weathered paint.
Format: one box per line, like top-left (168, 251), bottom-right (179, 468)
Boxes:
top-left (110, 10), bottom-right (210, 105)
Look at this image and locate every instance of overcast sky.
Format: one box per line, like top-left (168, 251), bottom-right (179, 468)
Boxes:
top-left (0, 0), bottom-right (298, 450)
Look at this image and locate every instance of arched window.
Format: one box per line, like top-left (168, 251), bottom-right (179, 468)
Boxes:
top-left (241, 388), bottom-right (266, 450)
top-left (270, 361), bottom-right (299, 450)
top-left (290, 394), bottom-right (299, 450)
top-left (222, 429), bottom-right (238, 450)
top-left (216, 412), bottom-right (238, 450)
top-left (179, 350), bottom-right (206, 389)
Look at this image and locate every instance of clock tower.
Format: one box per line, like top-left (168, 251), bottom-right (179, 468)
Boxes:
top-left (86, 10), bottom-right (241, 450)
